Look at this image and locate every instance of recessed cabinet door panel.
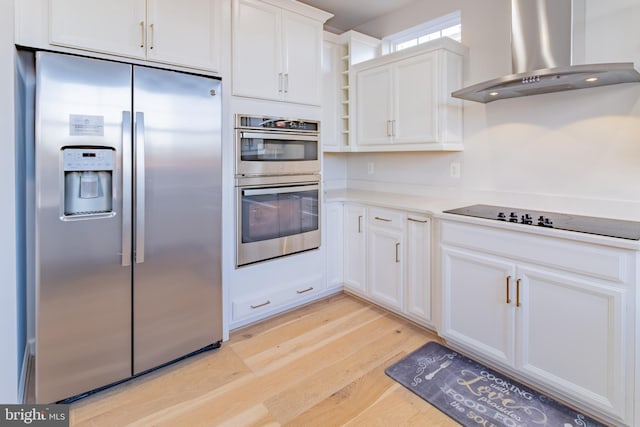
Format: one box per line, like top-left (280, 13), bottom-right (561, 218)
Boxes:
top-left (233, 0), bottom-right (282, 100)
top-left (146, 0), bottom-right (221, 72)
top-left (441, 246), bottom-right (516, 366)
top-left (356, 65), bottom-right (392, 145)
top-left (50, 0), bottom-right (146, 59)
top-left (344, 205), bottom-right (366, 293)
top-left (282, 10), bottom-right (322, 105)
top-left (406, 217), bottom-right (431, 323)
top-left (368, 225), bottom-right (403, 311)
top-left (393, 53), bottom-right (437, 144)
top-left (517, 266), bottom-right (627, 420)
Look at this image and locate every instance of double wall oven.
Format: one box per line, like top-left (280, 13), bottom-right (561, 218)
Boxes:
top-left (235, 115), bottom-right (321, 266)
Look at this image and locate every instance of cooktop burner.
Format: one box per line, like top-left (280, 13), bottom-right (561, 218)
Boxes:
top-left (443, 204), bottom-right (640, 240)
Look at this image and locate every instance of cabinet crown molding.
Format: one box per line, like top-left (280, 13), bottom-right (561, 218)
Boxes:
top-left (258, 0), bottom-right (333, 22)
top-left (353, 37), bottom-right (468, 72)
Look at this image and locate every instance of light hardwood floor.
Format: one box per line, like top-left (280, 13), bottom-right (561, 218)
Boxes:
top-left (69, 293), bottom-right (459, 426)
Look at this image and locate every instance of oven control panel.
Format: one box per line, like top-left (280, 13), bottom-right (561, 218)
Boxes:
top-left (236, 114), bottom-right (319, 133)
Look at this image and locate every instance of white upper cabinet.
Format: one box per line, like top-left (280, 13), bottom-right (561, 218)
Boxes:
top-left (233, 0), bottom-right (281, 100)
top-left (232, 0), bottom-right (332, 105)
top-left (50, 0), bottom-right (147, 59)
top-left (353, 38), bottom-right (467, 151)
top-left (47, 0), bottom-right (222, 72)
top-left (145, 0), bottom-right (222, 71)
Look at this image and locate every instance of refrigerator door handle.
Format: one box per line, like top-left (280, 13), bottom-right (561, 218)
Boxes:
top-left (121, 111), bottom-right (132, 266)
top-left (135, 111), bottom-right (146, 264)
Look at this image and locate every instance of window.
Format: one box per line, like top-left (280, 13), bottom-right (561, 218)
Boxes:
top-left (384, 11), bottom-right (461, 53)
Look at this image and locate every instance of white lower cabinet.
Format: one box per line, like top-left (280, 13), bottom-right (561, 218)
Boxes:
top-left (405, 215), bottom-right (432, 324)
top-left (232, 277), bottom-right (322, 321)
top-left (343, 204), bottom-right (366, 293)
top-left (368, 209), bottom-right (404, 311)
top-left (324, 201), bottom-right (344, 290)
top-left (440, 220), bottom-right (633, 425)
top-left (343, 204), bottom-right (433, 328)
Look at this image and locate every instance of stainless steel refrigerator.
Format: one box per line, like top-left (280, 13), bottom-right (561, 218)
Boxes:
top-left (32, 52), bottom-right (222, 403)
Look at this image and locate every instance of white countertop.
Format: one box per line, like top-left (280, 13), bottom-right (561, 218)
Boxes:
top-left (325, 188), bottom-right (640, 250)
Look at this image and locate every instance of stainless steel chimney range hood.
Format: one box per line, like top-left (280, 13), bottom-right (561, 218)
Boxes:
top-left (452, 0), bottom-right (640, 103)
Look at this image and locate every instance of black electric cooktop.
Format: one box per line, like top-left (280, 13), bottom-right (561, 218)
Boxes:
top-left (443, 204), bottom-right (640, 241)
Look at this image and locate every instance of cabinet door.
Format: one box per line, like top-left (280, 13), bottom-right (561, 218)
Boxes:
top-left (356, 66), bottom-right (392, 146)
top-left (282, 11), bottom-right (322, 105)
top-left (368, 224), bottom-right (403, 311)
top-left (146, 0), bottom-right (221, 72)
top-left (393, 53), bottom-right (437, 144)
top-left (516, 266), bottom-right (627, 420)
top-left (321, 40), bottom-right (340, 151)
top-left (405, 216), bottom-right (431, 324)
top-left (233, 0), bottom-right (281, 100)
top-left (441, 246), bottom-right (516, 366)
top-left (343, 205), bottom-right (366, 293)
top-left (324, 202), bottom-right (344, 289)
top-left (50, 0), bottom-right (146, 59)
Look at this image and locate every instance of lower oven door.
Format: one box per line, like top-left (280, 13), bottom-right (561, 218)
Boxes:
top-left (237, 177), bottom-right (321, 267)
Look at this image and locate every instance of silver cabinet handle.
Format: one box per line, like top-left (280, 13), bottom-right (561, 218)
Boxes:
top-left (386, 120), bottom-right (392, 137)
top-left (121, 111), bottom-right (132, 267)
top-left (278, 73), bottom-right (283, 93)
top-left (358, 215), bottom-right (362, 233)
top-left (139, 21), bottom-right (145, 48)
top-left (134, 112), bottom-right (145, 264)
top-left (149, 23), bottom-right (155, 50)
top-left (251, 300), bottom-right (271, 309)
top-left (284, 73), bottom-right (289, 93)
top-left (391, 120), bottom-right (396, 136)
top-left (408, 217), bottom-right (428, 223)
top-left (395, 242), bottom-right (400, 263)
top-left (374, 216), bottom-right (391, 222)
top-left (296, 286), bottom-right (314, 294)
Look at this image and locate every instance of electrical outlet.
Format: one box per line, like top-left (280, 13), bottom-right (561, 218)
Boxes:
top-left (367, 162), bottom-right (375, 175)
top-left (450, 162), bottom-right (461, 178)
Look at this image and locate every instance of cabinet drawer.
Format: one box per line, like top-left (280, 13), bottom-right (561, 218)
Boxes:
top-left (440, 220), bottom-right (631, 283)
top-left (232, 277), bottom-right (322, 320)
top-left (368, 207), bottom-right (404, 229)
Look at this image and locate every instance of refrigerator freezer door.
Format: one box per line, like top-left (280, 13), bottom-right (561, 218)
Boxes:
top-left (132, 66), bottom-right (222, 374)
top-left (35, 52), bottom-right (133, 403)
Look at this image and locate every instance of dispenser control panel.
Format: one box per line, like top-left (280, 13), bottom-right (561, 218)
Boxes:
top-left (63, 148), bottom-right (114, 171)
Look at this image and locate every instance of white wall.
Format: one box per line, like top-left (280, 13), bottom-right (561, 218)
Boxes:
top-left (1, 0), bottom-right (20, 404)
top-left (340, 0), bottom-right (640, 218)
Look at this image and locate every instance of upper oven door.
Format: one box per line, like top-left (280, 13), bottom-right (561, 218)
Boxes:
top-left (236, 130), bottom-right (320, 176)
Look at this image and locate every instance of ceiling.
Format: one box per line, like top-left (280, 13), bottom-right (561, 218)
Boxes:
top-left (298, 0), bottom-right (418, 34)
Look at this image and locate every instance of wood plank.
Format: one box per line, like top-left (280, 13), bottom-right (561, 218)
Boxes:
top-left (264, 322), bottom-right (433, 423)
top-left (67, 293), bottom-right (459, 426)
top-left (286, 351), bottom-right (411, 426)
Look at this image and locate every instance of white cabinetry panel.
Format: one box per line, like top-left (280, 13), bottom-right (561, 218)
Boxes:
top-left (48, 0), bottom-right (221, 71)
top-left (343, 204), bottom-right (366, 293)
top-left (405, 216), bottom-right (431, 324)
top-left (352, 39), bottom-right (466, 151)
top-left (50, 0), bottom-right (146, 59)
top-left (439, 219), bottom-right (634, 425)
top-left (232, 0), bottom-right (330, 105)
top-left (441, 246), bottom-right (516, 366)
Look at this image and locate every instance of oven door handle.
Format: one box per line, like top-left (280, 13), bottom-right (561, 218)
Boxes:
top-left (242, 184), bottom-right (319, 197)
top-left (240, 131), bottom-right (318, 141)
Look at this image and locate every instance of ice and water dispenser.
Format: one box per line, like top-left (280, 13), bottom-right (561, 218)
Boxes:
top-left (62, 148), bottom-right (114, 216)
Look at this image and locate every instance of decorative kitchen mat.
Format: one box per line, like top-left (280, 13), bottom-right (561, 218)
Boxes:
top-left (385, 341), bottom-right (607, 427)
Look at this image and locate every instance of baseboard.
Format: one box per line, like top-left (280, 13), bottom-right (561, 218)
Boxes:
top-left (18, 339), bottom-right (34, 403)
